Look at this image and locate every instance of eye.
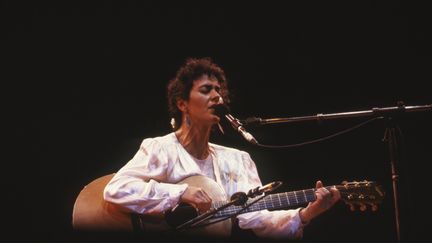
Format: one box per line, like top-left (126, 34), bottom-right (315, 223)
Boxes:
top-left (199, 84), bottom-right (222, 95)
top-left (200, 85), bottom-right (212, 94)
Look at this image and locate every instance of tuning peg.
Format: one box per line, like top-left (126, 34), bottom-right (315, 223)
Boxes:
top-left (349, 204), bottom-right (356, 211)
top-left (363, 180), bottom-right (373, 187)
top-left (359, 204), bottom-right (367, 212)
top-left (371, 204), bottom-right (378, 212)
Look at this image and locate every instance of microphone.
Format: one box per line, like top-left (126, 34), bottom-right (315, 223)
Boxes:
top-left (247, 181), bottom-right (283, 198)
top-left (230, 180), bottom-right (283, 206)
top-left (241, 117), bottom-right (264, 126)
top-left (214, 104), bottom-right (259, 145)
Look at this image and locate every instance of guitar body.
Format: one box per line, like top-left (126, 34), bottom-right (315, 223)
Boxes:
top-left (169, 175), bottom-right (232, 237)
top-left (72, 174), bottom-right (232, 237)
top-left (72, 173), bottom-right (133, 231)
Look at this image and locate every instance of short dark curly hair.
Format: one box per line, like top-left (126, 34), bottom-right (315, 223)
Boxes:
top-left (167, 57), bottom-right (230, 130)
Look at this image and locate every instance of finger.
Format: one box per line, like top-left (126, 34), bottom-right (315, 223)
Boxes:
top-left (190, 202), bottom-right (199, 211)
top-left (315, 188), bottom-right (331, 206)
top-left (197, 201), bottom-right (212, 213)
top-left (315, 189), bottom-right (323, 201)
top-left (196, 188), bottom-right (211, 202)
top-left (330, 187), bottom-right (341, 200)
top-left (317, 187), bottom-right (330, 197)
top-left (202, 190), bottom-right (212, 203)
top-left (197, 190), bottom-right (212, 212)
top-left (198, 204), bottom-right (210, 213)
top-left (315, 180), bottom-right (323, 188)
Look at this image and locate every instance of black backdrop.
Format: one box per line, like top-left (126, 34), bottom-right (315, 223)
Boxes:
top-left (6, 1), bottom-right (431, 243)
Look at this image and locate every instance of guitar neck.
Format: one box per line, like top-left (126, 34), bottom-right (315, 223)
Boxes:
top-left (213, 186), bottom-right (335, 219)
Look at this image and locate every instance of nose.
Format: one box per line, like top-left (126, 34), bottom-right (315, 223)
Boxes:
top-left (217, 96), bottom-right (224, 104)
top-left (211, 91), bottom-right (223, 105)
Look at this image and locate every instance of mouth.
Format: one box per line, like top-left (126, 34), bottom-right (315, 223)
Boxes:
top-left (209, 104), bottom-right (227, 117)
top-left (209, 104), bottom-right (219, 111)
top-left (209, 106), bottom-right (219, 116)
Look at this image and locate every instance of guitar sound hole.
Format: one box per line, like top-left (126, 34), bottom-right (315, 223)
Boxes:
top-left (165, 203), bottom-right (199, 227)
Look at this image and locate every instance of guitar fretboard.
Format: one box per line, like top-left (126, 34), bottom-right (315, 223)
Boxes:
top-left (212, 188), bottom-right (319, 218)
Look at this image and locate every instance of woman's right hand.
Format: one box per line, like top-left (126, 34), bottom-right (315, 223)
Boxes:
top-left (180, 186), bottom-right (212, 213)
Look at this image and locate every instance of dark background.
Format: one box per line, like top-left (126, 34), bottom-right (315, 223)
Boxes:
top-left (6, 1), bottom-right (431, 242)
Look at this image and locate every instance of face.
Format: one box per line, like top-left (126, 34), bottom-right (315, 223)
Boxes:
top-left (179, 74), bottom-right (224, 127)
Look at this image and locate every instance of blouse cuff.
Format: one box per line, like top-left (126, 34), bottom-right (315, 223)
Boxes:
top-left (297, 207), bottom-right (310, 226)
top-left (157, 182), bottom-right (189, 210)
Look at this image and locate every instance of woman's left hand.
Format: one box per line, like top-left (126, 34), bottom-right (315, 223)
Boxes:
top-left (299, 180), bottom-right (341, 224)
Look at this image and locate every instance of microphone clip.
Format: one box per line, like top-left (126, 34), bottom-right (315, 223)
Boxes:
top-left (213, 104), bottom-right (259, 145)
top-left (247, 181), bottom-right (283, 198)
top-left (228, 181), bottom-right (283, 207)
top-left (225, 114), bottom-right (259, 145)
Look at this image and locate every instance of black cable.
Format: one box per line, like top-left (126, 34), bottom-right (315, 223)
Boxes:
top-left (180, 193), bottom-right (268, 230)
top-left (256, 117), bottom-right (383, 148)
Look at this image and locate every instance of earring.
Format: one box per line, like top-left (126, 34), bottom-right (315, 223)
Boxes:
top-left (170, 118), bottom-right (176, 130)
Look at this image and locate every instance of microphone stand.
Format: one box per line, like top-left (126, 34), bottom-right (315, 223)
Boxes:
top-left (176, 192), bottom-right (248, 231)
top-left (242, 103), bottom-right (431, 126)
top-left (242, 102), bottom-right (431, 243)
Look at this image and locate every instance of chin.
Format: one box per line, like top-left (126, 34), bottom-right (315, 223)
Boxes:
top-left (212, 116), bottom-right (221, 123)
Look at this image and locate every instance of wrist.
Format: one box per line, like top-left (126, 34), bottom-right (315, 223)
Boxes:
top-left (299, 207), bottom-right (311, 225)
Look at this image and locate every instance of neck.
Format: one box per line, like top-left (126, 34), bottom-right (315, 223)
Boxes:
top-left (175, 124), bottom-right (212, 160)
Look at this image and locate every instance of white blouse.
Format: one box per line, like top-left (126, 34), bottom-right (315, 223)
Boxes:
top-left (103, 132), bottom-right (305, 239)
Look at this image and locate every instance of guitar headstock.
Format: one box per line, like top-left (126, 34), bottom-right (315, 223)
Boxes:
top-left (337, 180), bottom-right (385, 212)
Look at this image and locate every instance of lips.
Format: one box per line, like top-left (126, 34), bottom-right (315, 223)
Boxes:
top-left (208, 105), bottom-right (221, 118)
top-left (209, 104), bottom-right (228, 117)
top-left (209, 106), bottom-right (218, 115)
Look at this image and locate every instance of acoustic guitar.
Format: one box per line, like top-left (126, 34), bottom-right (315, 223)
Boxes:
top-left (72, 174), bottom-right (384, 237)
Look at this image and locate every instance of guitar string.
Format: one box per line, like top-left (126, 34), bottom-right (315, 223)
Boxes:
top-left (216, 191), bottom-right (315, 216)
top-left (213, 189), bottom-right (373, 217)
top-left (177, 186), bottom-right (379, 231)
top-left (214, 189), bottom-right (315, 222)
top-left (188, 193), bottom-right (269, 229)
top-left (214, 190), bottom-right (317, 217)
top-left (214, 184), bottom-right (365, 209)
top-left (212, 182), bottom-right (379, 217)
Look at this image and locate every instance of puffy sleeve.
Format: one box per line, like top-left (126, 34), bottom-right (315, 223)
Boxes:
top-left (235, 152), bottom-right (305, 239)
top-left (103, 138), bottom-right (188, 214)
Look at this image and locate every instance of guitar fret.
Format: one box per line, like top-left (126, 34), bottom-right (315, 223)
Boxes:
top-left (291, 192), bottom-right (297, 205)
top-left (287, 193), bottom-right (293, 205)
top-left (251, 204), bottom-right (259, 212)
top-left (284, 192), bottom-right (290, 206)
top-left (276, 194), bottom-right (282, 207)
top-left (293, 191), bottom-right (299, 204)
top-left (280, 193), bottom-right (287, 207)
top-left (302, 190), bottom-right (307, 202)
top-left (308, 190), bottom-right (316, 202)
top-left (270, 194), bottom-right (280, 208)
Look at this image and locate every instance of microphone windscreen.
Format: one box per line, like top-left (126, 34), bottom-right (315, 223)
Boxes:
top-left (213, 104), bottom-right (230, 117)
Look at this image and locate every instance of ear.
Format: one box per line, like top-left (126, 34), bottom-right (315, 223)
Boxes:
top-left (176, 99), bottom-right (188, 113)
